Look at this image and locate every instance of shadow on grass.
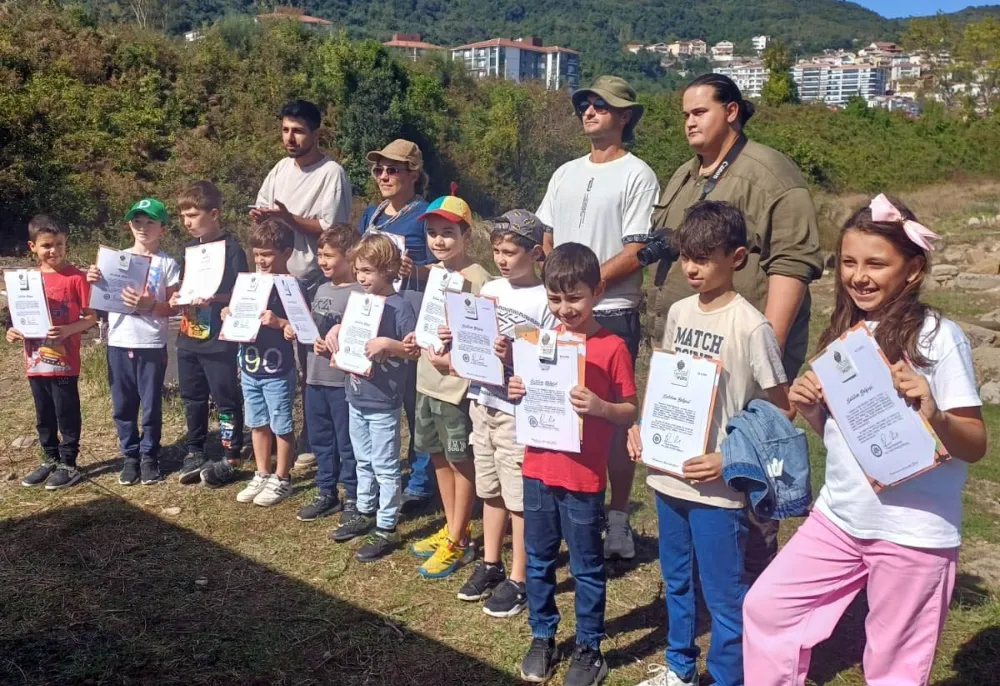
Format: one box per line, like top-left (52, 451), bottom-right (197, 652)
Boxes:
top-left (935, 626), bottom-right (1000, 686)
top-left (0, 496), bottom-right (520, 686)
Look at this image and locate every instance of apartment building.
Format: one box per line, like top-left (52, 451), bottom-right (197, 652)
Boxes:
top-left (383, 33), bottom-right (445, 62)
top-left (450, 37), bottom-right (580, 91)
top-left (792, 60), bottom-right (889, 105)
top-left (714, 61), bottom-right (769, 99)
top-left (752, 35), bottom-right (770, 53)
top-left (712, 41), bottom-right (735, 62)
top-left (667, 39), bottom-right (707, 58)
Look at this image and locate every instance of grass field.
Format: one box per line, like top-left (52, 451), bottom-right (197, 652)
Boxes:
top-left (2, 184), bottom-right (1000, 685)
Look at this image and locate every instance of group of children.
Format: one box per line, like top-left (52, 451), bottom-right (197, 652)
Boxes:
top-left (7, 180), bottom-right (987, 686)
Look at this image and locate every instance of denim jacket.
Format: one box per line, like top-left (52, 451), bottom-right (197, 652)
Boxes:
top-left (721, 399), bottom-right (811, 520)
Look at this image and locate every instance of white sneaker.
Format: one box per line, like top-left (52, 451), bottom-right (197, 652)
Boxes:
top-left (236, 471), bottom-right (269, 503)
top-left (604, 509), bottom-right (636, 560)
top-left (293, 452), bottom-right (316, 470)
top-left (636, 664), bottom-right (695, 686)
top-left (253, 474), bottom-right (292, 507)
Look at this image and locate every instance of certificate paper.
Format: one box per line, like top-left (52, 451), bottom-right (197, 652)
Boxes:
top-left (512, 328), bottom-right (586, 453)
top-left (273, 275), bottom-right (320, 345)
top-left (445, 291), bottom-right (504, 386)
top-left (639, 351), bottom-right (721, 477)
top-left (3, 270), bottom-right (52, 339)
top-left (219, 273), bottom-right (273, 343)
top-left (176, 240), bottom-right (226, 305)
top-left (334, 292), bottom-right (386, 376)
top-left (415, 267), bottom-right (464, 352)
top-left (812, 324), bottom-right (948, 491)
top-left (88, 246), bottom-right (151, 314)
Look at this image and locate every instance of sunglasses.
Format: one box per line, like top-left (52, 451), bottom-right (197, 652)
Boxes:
top-left (575, 97), bottom-right (611, 116)
top-left (372, 165), bottom-right (402, 178)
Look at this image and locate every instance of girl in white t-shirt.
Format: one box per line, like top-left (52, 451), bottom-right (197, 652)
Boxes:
top-left (743, 195), bottom-right (987, 686)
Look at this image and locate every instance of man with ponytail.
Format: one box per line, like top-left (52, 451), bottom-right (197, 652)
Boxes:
top-left (647, 74), bottom-right (824, 579)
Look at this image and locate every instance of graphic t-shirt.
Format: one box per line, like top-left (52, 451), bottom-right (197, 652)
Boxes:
top-left (647, 294), bottom-right (787, 508)
top-left (23, 265), bottom-right (90, 377)
top-left (477, 279), bottom-right (557, 415)
top-left (536, 153), bottom-right (658, 312)
top-left (346, 292), bottom-right (417, 411)
top-left (238, 291), bottom-right (295, 378)
top-left (307, 282), bottom-right (363, 387)
top-left (107, 251), bottom-right (181, 349)
top-left (815, 316), bottom-right (981, 549)
top-left (522, 328), bottom-right (636, 494)
top-left (177, 233), bottom-right (248, 355)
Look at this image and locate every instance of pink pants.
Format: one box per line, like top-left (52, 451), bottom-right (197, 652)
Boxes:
top-left (743, 511), bottom-right (956, 686)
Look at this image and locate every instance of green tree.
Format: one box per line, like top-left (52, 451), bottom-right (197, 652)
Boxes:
top-left (759, 41), bottom-right (798, 105)
top-left (956, 16), bottom-right (1000, 113)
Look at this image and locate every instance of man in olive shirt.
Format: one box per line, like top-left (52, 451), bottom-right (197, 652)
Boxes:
top-left (647, 74), bottom-right (823, 578)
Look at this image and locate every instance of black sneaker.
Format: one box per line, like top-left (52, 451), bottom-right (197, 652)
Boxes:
top-left (564, 644), bottom-right (608, 686)
top-left (119, 460), bottom-right (140, 486)
top-left (45, 466), bottom-right (82, 490)
top-left (483, 578), bottom-right (528, 618)
top-left (225, 448), bottom-right (243, 468)
top-left (355, 528), bottom-right (400, 562)
top-left (200, 460), bottom-right (235, 488)
top-left (400, 491), bottom-right (431, 515)
top-left (178, 453), bottom-right (208, 485)
top-left (519, 637), bottom-right (558, 683)
top-left (140, 459), bottom-right (160, 485)
top-left (22, 462), bottom-right (56, 487)
top-left (330, 507), bottom-right (374, 543)
top-left (457, 561), bottom-right (506, 602)
top-left (297, 493), bottom-right (342, 522)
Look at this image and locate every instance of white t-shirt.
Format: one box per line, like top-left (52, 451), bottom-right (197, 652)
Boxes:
top-left (815, 316), bottom-right (981, 549)
top-left (255, 155), bottom-right (352, 285)
top-left (536, 153), bottom-right (659, 312)
top-left (477, 279), bottom-right (558, 415)
top-left (647, 294), bottom-right (787, 508)
top-left (107, 251), bottom-right (181, 349)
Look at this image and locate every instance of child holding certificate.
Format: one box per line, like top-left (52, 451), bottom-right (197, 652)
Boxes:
top-left (743, 195), bottom-right (987, 686)
top-left (170, 181), bottom-right (248, 487)
top-left (7, 216), bottom-right (96, 489)
top-left (222, 219), bottom-right (298, 507)
top-left (625, 202), bottom-right (792, 686)
top-left (325, 233), bottom-right (418, 562)
top-left (507, 243), bottom-right (638, 686)
top-left (87, 198), bottom-right (180, 487)
top-left (402, 195), bottom-right (492, 580)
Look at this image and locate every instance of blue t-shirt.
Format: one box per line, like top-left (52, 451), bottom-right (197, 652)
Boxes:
top-left (238, 291), bottom-right (295, 377)
top-left (357, 199), bottom-right (431, 270)
top-left (345, 292), bottom-right (417, 411)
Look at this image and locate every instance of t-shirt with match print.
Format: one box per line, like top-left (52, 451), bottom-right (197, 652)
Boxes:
top-left (477, 279), bottom-right (558, 415)
top-left (647, 294), bottom-right (787, 508)
top-left (238, 291), bottom-right (294, 378)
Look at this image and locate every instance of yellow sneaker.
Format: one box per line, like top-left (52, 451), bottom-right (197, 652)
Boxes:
top-left (409, 525), bottom-right (449, 559)
top-left (418, 537), bottom-right (475, 579)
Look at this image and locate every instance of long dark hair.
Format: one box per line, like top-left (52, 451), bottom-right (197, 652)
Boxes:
top-left (683, 73), bottom-right (755, 129)
top-left (817, 195), bottom-right (938, 367)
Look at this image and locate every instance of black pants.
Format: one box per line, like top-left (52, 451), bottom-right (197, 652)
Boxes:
top-left (29, 376), bottom-right (82, 467)
top-left (178, 347), bottom-right (244, 457)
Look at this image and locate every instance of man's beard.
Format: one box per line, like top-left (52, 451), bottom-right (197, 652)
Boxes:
top-left (285, 142), bottom-right (314, 158)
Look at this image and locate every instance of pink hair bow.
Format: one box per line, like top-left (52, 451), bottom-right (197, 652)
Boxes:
top-left (869, 194), bottom-right (940, 252)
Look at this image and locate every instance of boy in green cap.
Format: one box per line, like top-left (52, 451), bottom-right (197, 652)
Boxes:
top-left (87, 198), bottom-right (180, 486)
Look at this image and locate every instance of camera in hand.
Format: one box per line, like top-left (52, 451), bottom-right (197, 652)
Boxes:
top-left (637, 229), bottom-right (678, 267)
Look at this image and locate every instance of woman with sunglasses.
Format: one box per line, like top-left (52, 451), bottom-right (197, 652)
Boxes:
top-left (358, 139), bottom-right (435, 511)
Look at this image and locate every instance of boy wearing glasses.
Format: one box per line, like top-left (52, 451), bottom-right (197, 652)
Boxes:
top-left (536, 75), bottom-right (659, 565)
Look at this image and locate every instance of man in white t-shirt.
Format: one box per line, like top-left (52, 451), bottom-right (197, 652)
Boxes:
top-left (251, 99), bottom-right (352, 299)
top-left (537, 75), bottom-right (659, 560)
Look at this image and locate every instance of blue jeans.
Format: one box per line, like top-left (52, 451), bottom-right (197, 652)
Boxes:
top-left (306, 384), bottom-right (357, 502)
top-left (241, 370), bottom-right (296, 437)
top-left (402, 369), bottom-right (433, 498)
top-left (655, 492), bottom-right (749, 686)
top-left (349, 404), bottom-right (402, 530)
top-left (107, 346), bottom-right (167, 461)
top-left (523, 477), bottom-right (605, 650)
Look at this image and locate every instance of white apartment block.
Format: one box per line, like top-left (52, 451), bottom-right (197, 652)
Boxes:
top-left (714, 61), bottom-right (769, 99)
top-left (752, 35), bottom-right (770, 53)
top-left (450, 37), bottom-right (580, 91)
top-left (792, 60), bottom-right (889, 105)
top-left (712, 41), bottom-right (735, 62)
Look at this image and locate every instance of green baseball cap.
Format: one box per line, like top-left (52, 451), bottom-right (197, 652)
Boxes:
top-left (124, 198), bottom-right (168, 224)
top-left (572, 75), bottom-right (644, 126)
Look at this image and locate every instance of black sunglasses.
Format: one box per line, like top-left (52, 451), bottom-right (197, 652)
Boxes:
top-left (575, 97), bottom-right (611, 116)
top-left (372, 165), bottom-right (402, 178)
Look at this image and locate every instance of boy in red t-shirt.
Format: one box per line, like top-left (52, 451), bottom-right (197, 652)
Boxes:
top-left (508, 243), bottom-right (638, 686)
top-left (6, 215), bottom-right (96, 489)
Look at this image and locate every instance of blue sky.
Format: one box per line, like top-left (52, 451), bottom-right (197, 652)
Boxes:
top-left (856, 1), bottom-right (998, 18)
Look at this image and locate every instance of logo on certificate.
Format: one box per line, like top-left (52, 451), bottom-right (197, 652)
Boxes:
top-left (17, 272), bottom-right (28, 290)
top-left (870, 444), bottom-right (883, 458)
top-left (528, 416), bottom-right (538, 428)
top-left (462, 353), bottom-right (471, 363)
top-left (463, 297), bottom-right (478, 320)
top-left (652, 433), bottom-right (662, 445)
top-left (833, 348), bottom-right (857, 382)
top-left (361, 296), bottom-right (372, 316)
top-left (249, 276), bottom-right (259, 291)
top-left (670, 359), bottom-right (689, 387)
